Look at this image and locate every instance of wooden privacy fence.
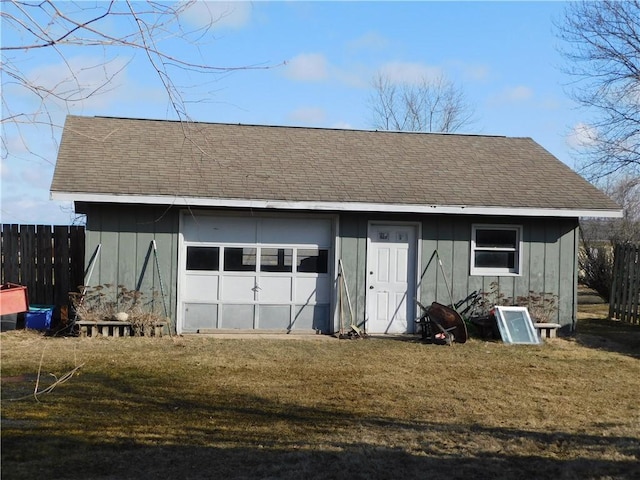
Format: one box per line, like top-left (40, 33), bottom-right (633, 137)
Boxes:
top-left (1, 224), bottom-right (85, 310)
top-left (609, 243), bottom-right (640, 325)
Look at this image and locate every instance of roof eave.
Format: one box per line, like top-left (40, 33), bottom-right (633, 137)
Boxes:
top-left (51, 191), bottom-right (624, 219)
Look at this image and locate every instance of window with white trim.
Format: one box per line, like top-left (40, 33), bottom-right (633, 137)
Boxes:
top-left (471, 224), bottom-right (522, 276)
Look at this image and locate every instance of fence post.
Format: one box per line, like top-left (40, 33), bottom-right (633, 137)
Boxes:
top-left (629, 245), bottom-right (639, 324)
top-left (609, 243), bottom-right (640, 325)
top-left (54, 225), bottom-right (70, 308)
top-left (2, 224), bottom-right (19, 283)
top-left (609, 243), bottom-right (619, 321)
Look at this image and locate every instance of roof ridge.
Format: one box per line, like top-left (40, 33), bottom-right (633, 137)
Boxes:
top-left (79, 115), bottom-right (509, 139)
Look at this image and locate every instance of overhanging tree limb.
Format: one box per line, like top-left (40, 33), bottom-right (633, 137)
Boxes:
top-left (557, 0), bottom-right (640, 180)
top-left (1, 0), bottom-right (282, 165)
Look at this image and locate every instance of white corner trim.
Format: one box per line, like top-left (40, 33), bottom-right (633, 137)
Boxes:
top-left (51, 191), bottom-right (624, 218)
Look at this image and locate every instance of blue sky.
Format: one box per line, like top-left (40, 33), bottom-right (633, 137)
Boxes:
top-left (1, 1), bottom-right (593, 225)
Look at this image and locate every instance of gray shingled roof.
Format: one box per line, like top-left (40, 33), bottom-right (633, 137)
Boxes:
top-left (51, 115), bottom-right (620, 214)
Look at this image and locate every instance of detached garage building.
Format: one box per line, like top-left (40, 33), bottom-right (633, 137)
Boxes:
top-left (51, 115), bottom-right (621, 335)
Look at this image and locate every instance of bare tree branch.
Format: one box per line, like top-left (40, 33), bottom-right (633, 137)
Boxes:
top-left (1, 0), bottom-right (282, 161)
top-left (557, 0), bottom-right (640, 180)
top-left (368, 72), bottom-right (475, 133)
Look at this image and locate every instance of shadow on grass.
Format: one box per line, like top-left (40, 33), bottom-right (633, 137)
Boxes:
top-left (3, 374), bottom-right (639, 480)
top-left (3, 436), bottom-right (639, 480)
top-left (575, 317), bottom-right (640, 359)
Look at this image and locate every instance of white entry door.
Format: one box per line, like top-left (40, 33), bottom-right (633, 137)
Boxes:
top-left (366, 223), bottom-right (417, 334)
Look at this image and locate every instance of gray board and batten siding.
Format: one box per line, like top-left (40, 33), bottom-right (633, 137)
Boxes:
top-left (77, 203), bottom-right (179, 330)
top-left (78, 202), bottom-right (579, 334)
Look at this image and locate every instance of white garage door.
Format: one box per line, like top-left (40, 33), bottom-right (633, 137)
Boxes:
top-left (178, 214), bottom-right (333, 333)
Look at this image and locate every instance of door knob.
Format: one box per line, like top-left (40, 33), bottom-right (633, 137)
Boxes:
top-left (369, 285), bottom-right (374, 289)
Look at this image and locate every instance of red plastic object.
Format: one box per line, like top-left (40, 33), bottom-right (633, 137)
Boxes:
top-left (0, 283), bottom-right (29, 315)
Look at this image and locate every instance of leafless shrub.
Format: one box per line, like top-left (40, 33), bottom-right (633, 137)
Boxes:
top-left (474, 281), bottom-right (559, 323)
top-left (69, 284), bottom-right (167, 335)
top-left (578, 244), bottom-right (614, 302)
top-left (515, 292), bottom-right (559, 324)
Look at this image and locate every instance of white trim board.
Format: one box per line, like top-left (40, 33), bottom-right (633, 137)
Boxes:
top-left (52, 191), bottom-right (624, 219)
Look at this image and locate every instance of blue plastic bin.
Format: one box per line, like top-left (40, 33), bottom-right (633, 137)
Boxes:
top-left (25, 305), bottom-right (54, 331)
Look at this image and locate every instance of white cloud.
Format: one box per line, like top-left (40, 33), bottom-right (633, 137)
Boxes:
top-left (446, 60), bottom-right (491, 82)
top-left (181, 1), bottom-right (252, 29)
top-left (1, 132), bottom-right (30, 158)
top-left (502, 85), bottom-right (534, 102)
top-left (0, 158), bottom-right (12, 181)
top-left (462, 64), bottom-right (490, 82)
top-left (21, 165), bottom-right (51, 189)
top-left (378, 61), bottom-right (442, 85)
top-left (284, 53), bottom-right (371, 88)
top-left (539, 96), bottom-right (561, 110)
top-left (287, 107), bottom-right (326, 125)
top-left (285, 53), bottom-right (329, 82)
top-left (348, 32), bottom-right (389, 52)
top-left (0, 191), bottom-right (75, 225)
top-left (333, 67), bottom-right (369, 89)
top-left (24, 55), bottom-right (133, 111)
top-left (488, 85), bottom-right (534, 106)
top-left (567, 122), bottom-right (598, 149)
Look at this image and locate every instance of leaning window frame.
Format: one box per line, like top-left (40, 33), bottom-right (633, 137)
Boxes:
top-left (470, 224), bottom-right (523, 276)
top-left (494, 306), bottom-right (541, 344)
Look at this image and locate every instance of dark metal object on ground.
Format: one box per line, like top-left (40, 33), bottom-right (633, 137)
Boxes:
top-left (469, 313), bottom-right (500, 340)
top-left (415, 301), bottom-right (468, 345)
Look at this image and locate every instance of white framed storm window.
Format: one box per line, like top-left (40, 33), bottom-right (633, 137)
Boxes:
top-left (494, 306), bottom-right (541, 344)
top-left (471, 224), bottom-right (522, 276)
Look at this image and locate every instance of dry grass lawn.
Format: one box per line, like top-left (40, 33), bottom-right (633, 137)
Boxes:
top-left (1, 307), bottom-right (639, 479)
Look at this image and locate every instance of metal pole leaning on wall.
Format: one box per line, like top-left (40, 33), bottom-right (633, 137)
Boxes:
top-left (70, 244), bottom-right (102, 329)
top-left (422, 249), bottom-right (455, 309)
top-left (338, 259), bottom-right (362, 336)
top-left (83, 244), bottom-right (101, 291)
top-left (151, 240), bottom-right (171, 335)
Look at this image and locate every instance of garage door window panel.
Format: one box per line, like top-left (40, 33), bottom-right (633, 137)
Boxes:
top-left (297, 249), bottom-right (328, 273)
top-left (224, 247), bottom-right (257, 272)
top-left (260, 248), bottom-right (293, 272)
top-left (186, 246), bottom-right (219, 271)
